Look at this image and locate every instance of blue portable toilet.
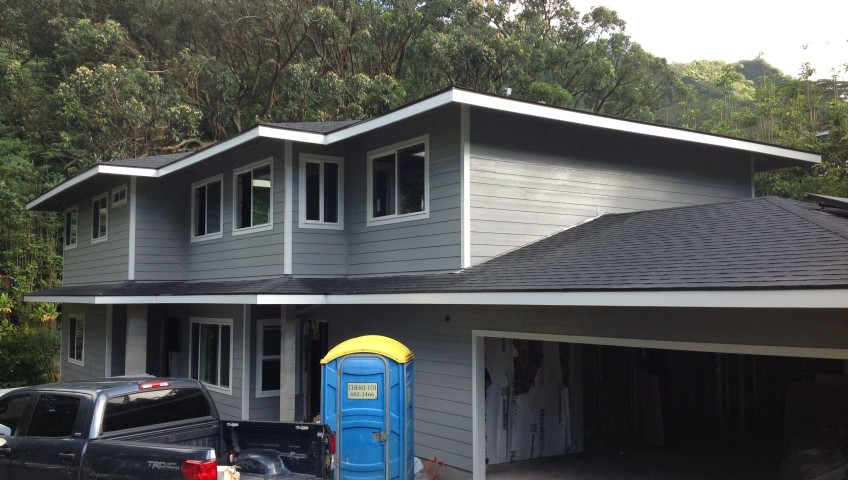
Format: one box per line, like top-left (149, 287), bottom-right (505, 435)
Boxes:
top-left (321, 335), bottom-right (414, 480)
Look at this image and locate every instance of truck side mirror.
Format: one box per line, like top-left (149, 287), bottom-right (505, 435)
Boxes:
top-left (0, 424), bottom-right (11, 436)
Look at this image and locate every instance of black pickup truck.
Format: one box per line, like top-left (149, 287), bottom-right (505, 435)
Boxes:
top-left (0, 378), bottom-right (334, 480)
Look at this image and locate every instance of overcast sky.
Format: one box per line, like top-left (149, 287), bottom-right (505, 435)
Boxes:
top-left (567, 0), bottom-right (848, 80)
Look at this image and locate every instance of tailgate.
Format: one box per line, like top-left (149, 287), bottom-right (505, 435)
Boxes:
top-left (221, 421), bottom-right (332, 478)
top-left (83, 439), bottom-right (216, 479)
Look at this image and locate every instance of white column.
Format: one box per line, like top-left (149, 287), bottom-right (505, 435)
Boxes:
top-left (279, 305), bottom-right (297, 421)
top-left (125, 304), bottom-right (148, 375)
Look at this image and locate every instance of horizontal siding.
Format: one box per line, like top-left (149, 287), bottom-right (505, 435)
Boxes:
top-left (346, 106), bottom-right (462, 276)
top-left (63, 177), bottom-right (130, 285)
top-left (60, 305), bottom-right (108, 381)
top-left (134, 176), bottom-right (186, 281)
top-left (469, 108), bottom-right (753, 265)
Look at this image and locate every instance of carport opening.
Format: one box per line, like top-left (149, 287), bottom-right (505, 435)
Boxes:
top-left (485, 339), bottom-right (848, 479)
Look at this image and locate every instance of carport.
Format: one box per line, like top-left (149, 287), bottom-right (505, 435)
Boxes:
top-left (475, 330), bottom-right (848, 479)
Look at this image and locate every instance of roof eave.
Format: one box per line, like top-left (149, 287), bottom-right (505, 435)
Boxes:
top-left (27, 165), bottom-right (158, 211)
top-left (25, 287), bottom-right (848, 309)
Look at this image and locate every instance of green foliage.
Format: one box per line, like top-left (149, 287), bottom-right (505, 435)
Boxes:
top-left (0, 320), bottom-right (60, 387)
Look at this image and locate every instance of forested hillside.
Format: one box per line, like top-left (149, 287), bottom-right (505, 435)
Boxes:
top-left (0, 0), bottom-right (845, 356)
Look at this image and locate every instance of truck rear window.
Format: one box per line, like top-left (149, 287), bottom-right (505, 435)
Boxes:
top-left (103, 388), bottom-right (211, 433)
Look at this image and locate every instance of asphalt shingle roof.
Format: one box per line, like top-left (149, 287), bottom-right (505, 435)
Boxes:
top-left (266, 121), bottom-right (358, 133)
top-left (106, 152), bottom-right (191, 169)
top-left (29, 196), bottom-right (848, 300)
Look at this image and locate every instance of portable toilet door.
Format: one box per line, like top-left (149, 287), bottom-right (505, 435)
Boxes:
top-left (321, 335), bottom-right (414, 480)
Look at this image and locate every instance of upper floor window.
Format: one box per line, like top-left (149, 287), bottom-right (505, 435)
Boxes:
top-left (64, 206), bottom-right (78, 249)
top-left (190, 318), bottom-right (232, 393)
top-left (299, 155), bottom-right (343, 230)
top-left (111, 184), bottom-right (128, 207)
top-left (367, 136), bottom-right (429, 226)
top-left (91, 193), bottom-right (108, 243)
top-left (68, 315), bottom-right (84, 365)
top-left (234, 159), bottom-right (273, 234)
top-left (192, 175), bottom-right (223, 241)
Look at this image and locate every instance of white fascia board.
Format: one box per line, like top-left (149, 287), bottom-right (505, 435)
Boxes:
top-left (26, 288), bottom-right (848, 309)
top-left (27, 165), bottom-right (158, 210)
top-left (451, 90), bottom-right (821, 164)
top-left (158, 128), bottom-right (261, 176)
top-left (323, 90), bottom-right (455, 144)
top-left (322, 289), bottom-right (848, 309)
top-left (256, 125), bottom-right (327, 144)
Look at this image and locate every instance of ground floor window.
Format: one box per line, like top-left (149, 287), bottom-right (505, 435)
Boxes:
top-left (256, 320), bottom-right (281, 397)
top-left (190, 318), bottom-right (232, 392)
top-left (68, 315), bottom-right (84, 365)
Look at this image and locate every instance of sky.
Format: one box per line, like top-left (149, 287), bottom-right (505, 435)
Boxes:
top-left (567, 0), bottom-right (848, 80)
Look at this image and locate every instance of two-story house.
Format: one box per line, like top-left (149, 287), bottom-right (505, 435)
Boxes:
top-left (26, 87), bottom-right (848, 479)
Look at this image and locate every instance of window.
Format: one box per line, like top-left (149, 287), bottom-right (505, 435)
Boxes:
top-left (91, 193), bottom-right (108, 242)
top-left (26, 394), bottom-right (80, 437)
top-left (234, 159), bottom-right (273, 233)
top-left (68, 315), bottom-right (84, 365)
top-left (367, 136), bottom-right (429, 226)
top-left (64, 206), bottom-right (78, 249)
top-left (190, 318), bottom-right (232, 392)
top-left (299, 155), bottom-right (343, 229)
top-left (192, 175), bottom-right (223, 240)
top-left (0, 394), bottom-right (31, 436)
top-left (256, 320), bottom-right (281, 397)
top-left (111, 184), bottom-right (128, 207)
top-left (103, 388), bottom-right (211, 433)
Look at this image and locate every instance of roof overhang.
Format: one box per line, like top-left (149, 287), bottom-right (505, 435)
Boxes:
top-left (26, 288), bottom-right (848, 309)
top-left (28, 87), bottom-right (820, 210)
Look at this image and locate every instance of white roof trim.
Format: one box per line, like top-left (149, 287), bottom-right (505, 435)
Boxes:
top-left (27, 165), bottom-right (157, 210)
top-left (25, 288), bottom-right (848, 309)
top-left (158, 128), bottom-right (260, 176)
top-left (450, 89), bottom-right (821, 164)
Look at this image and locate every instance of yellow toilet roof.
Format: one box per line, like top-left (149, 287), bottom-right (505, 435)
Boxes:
top-left (321, 335), bottom-right (414, 364)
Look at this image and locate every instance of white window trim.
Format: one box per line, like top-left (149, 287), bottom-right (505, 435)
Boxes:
top-left (191, 174), bottom-right (224, 242)
top-left (366, 134), bottom-right (430, 227)
top-left (68, 314), bottom-right (85, 366)
top-left (255, 319), bottom-right (282, 398)
top-left (91, 192), bottom-right (109, 244)
top-left (111, 184), bottom-right (128, 207)
top-left (64, 205), bottom-right (78, 250)
top-left (233, 158), bottom-right (274, 236)
top-left (190, 317), bottom-right (234, 395)
top-left (298, 154), bottom-right (344, 230)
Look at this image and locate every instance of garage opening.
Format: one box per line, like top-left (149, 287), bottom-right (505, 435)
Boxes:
top-left (484, 337), bottom-right (848, 479)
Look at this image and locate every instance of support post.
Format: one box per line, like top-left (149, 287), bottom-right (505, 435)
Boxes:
top-left (280, 305), bottom-right (298, 421)
top-left (125, 304), bottom-right (148, 375)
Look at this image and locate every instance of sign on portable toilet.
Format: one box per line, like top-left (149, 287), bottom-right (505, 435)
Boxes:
top-left (321, 335), bottom-right (414, 480)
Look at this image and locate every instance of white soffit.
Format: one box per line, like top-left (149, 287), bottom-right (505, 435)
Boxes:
top-left (25, 288), bottom-right (848, 309)
top-left (27, 164), bottom-right (157, 210)
top-left (450, 89), bottom-right (821, 164)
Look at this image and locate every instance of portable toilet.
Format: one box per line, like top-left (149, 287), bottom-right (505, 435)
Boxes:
top-left (321, 335), bottom-right (414, 480)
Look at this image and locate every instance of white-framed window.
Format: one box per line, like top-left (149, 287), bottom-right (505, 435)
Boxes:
top-left (111, 184), bottom-right (128, 207)
top-left (91, 193), bottom-right (109, 243)
top-left (299, 155), bottom-right (343, 230)
top-left (191, 175), bottom-right (223, 241)
top-left (190, 318), bottom-right (233, 393)
top-left (256, 319), bottom-right (281, 397)
top-left (64, 206), bottom-right (78, 250)
top-left (68, 315), bottom-right (85, 366)
top-left (233, 159), bottom-right (273, 235)
top-left (367, 135), bottom-right (429, 226)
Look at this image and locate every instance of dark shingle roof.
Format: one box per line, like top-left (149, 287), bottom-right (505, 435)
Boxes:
top-left (107, 152), bottom-right (191, 169)
top-left (29, 196), bottom-right (848, 300)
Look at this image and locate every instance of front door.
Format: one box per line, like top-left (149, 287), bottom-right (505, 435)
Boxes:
top-left (337, 355), bottom-right (389, 480)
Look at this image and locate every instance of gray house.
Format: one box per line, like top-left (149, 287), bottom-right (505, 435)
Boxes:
top-left (26, 87), bottom-right (848, 479)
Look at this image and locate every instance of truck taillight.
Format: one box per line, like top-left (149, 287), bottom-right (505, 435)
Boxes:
top-left (329, 432), bottom-right (336, 454)
top-left (182, 459), bottom-right (217, 480)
